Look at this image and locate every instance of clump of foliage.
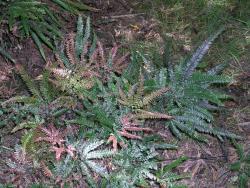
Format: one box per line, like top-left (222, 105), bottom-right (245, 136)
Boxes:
top-left (48, 16), bottom-right (129, 98)
top-left (229, 140), bottom-right (250, 188)
top-left (1, 64), bottom-right (76, 130)
top-left (0, 0), bottom-right (96, 60)
top-left (0, 145), bottom-right (44, 186)
top-left (104, 142), bottom-right (188, 188)
top-left (146, 27), bottom-right (240, 141)
top-left (0, 16), bottom-right (242, 187)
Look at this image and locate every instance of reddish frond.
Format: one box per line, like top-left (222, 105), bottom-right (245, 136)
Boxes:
top-left (113, 52), bottom-right (129, 74)
top-left (123, 126), bottom-right (153, 132)
top-left (40, 161), bottom-right (53, 177)
top-left (35, 124), bottom-right (65, 146)
top-left (118, 130), bottom-right (142, 139)
top-left (97, 41), bottom-right (105, 66)
top-left (107, 134), bottom-right (118, 152)
top-left (65, 145), bottom-right (76, 158)
top-left (66, 33), bottom-right (77, 65)
top-left (80, 42), bottom-right (89, 65)
top-left (50, 146), bottom-right (66, 161)
top-left (110, 44), bottom-right (118, 60)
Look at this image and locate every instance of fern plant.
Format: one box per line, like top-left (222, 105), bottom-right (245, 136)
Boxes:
top-left (1, 64), bottom-right (76, 138)
top-left (47, 16), bottom-right (129, 99)
top-left (39, 139), bottom-right (114, 187)
top-left (150, 27), bottom-right (240, 141)
top-left (103, 142), bottom-right (187, 188)
top-left (78, 72), bottom-right (176, 151)
top-left (0, 0), bottom-right (95, 60)
top-left (0, 145), bottom-right (44, 187)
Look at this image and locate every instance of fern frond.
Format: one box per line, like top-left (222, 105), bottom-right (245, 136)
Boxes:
top-left (207, 63), bottom-right (228, 75)
top-left (86, 149), bottom-right (114, 159)
top-left (11, 118), bottom-right (44, 133)
top-left (184, 27), bottom-right (225, 78)
top-left (66, 33), bottom-right (77, 65)
top-left (135, 110), bottom-right (173, 120)
top-left (81, 140), bottom-right (105, 154)
top-left (142, 87), bottom-right (170, 106)
top-left (190, 72), bottom-right (232, 85)
top-left (50, 96), bottom-right (77, 110)
top-left (0, 46), bottom-right (16, 63)
top-left (1, 96), bottom-right (36, 107)
top-left (39, 71), bottom-right (54, 102)
top-left (16, 64), bottom-right (41, 98)
top-left (21, 130), bottom-right (37, 155)
top-left (76, 139), bottom-right (114, 178)
top-left (81, 16), bottom-right (91, 55)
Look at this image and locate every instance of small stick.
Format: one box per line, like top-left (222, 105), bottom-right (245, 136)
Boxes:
top-left (102, 13), bottom-right (145, 19)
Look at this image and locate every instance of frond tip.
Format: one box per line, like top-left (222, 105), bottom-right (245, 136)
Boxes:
top-left (184, 27), bottom-right (225, 78)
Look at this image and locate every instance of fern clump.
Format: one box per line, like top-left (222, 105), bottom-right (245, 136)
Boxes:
top-left (0, 0), bottom-right (96, 60)
top-left (39, 139), bottom-right (114, 187)
top-left (1, 65), bottom-right (76, 131)
top-left (151, 28), bottom-right (240, 141)
top-left (48, 16), bottom-right (129, 98)
top-left (0, 145), bottom-right (44, 187)
top-left (104, 142), bottom-right (188, 188)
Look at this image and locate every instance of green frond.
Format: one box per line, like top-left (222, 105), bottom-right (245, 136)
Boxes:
top-left (39, 71), bottom-right (55, 102)
top-left (50, 96), bottom-right (77, 110)
top-left (73, 16), bottom-right (92, 64)
top-left (185, 86), bottom-right (224, 105)
top-left (16, 65), bottom-right (41, 99)
top-left (81, 140), bottom-right (105, 154)
top-left (0, 46), bottom-right (16, 63)
top-left (185, 106), bottom-right (213, 122)
top-left (1, 96), bottom-right (36, 107)
top-left (90, 105), bottom-right (115, 131)
top-left (11, 118), bottom-right (44, 133)
top-left (75, 16), bottom-right (84, 57)
top-left (31, 31), bottom-right (46, 60)
top-left (190, 72), bottom-right (232, 85)
top-left (184, 27), bottom-right (225, 78)
top-left (118, 75), bottom-right (169, 110)
top-left (86, 149), bottom-right (114, 159)
top-left (21, 130), bottom-right (37, 155)
top-left (85, 160), bottom-right (107, 176)
top-left (54, 155), bottom-right (75, 179)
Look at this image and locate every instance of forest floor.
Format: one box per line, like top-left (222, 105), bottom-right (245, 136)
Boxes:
top-left (0, 0), bottom-right (249, 187)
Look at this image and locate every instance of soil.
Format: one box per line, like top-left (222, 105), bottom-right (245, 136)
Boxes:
top-left (0, 0), bottom-right (249, 187)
